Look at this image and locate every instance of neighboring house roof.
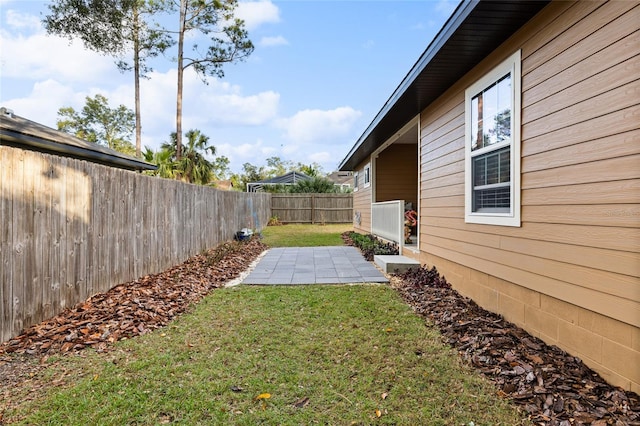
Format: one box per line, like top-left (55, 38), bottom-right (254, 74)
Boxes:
top-left (212, 179), bottom-right (234, 190)
top-left (338, 0), bottom-right (550, 171)
top-left (254, 171), bottom-right (312, 185)
top-left (0, 107), bottom-right (157, 171)
top-left (246, 171), bottom-right (312, 192)
top-left (326, 171), bottom-right (353, 187)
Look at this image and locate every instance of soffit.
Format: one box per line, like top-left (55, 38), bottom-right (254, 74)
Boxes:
top-left (338, 0), bottom-right (550, 171)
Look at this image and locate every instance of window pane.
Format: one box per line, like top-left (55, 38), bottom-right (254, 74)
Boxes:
top-left (488, 151), bottom-right (501, 184)
top-left (471, 96), bottom-right (479, 150)
top-left (473, 156), bottom-right (486, 186)
top-left (473, 186), bottom-right (511, 211)
top-left (483, 82), bottom-right (498, 146)
top-left (472, 146), bottom-right (511, 212)
top-left (471, 72), bottom-right (512, 152)
top-left (499, 148), bottom-right (511, 183)
top-left (495, 74), bottom-right (511, 142)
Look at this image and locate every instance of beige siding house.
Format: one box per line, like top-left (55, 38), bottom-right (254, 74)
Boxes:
top-left (340, 0), bottom-right (639, 392)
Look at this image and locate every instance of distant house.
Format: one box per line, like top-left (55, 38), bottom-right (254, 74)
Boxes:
top-left (339, 1), bottom-right (639, 391)
top-left (246, 171), bottom-right (311, 192)
top-left (0, 107), bottom-right (156, 171)
top-left (326, 171), bottom-right (353, 191)
top-left (211, 179), bottom-right (234, 191)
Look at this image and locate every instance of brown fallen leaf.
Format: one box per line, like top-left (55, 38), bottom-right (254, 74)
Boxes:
top-left (293, 397), bottom-right (309, 408)
top-left (394, 265), bottom-right (640, 426)
top-left (381, 392), bottom-right (388, 400)
top-left (375, 409), bottom-right (382, 417)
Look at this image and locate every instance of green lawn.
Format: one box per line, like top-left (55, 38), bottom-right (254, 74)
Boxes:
top-left (15, 286), bottom-right (525, 425)
top-left (9, 224), bottom-right (527, 425)
top-left (260, 223), bottom-right (352, 247)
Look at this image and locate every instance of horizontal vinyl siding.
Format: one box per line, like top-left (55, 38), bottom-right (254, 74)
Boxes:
top-left (419, 0), bottom-right (640, 329)
top-left (352, 161), bottom-right (372, 233)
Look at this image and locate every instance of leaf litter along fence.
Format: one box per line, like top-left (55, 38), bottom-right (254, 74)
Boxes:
top-left (0, 145), bottom-right (271, 343)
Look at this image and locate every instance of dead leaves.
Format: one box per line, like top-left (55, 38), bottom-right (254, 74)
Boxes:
top-left (0, 239), bottom-right (268, 357)
top-left (292, 396), bottom-right (309, 409)
top-left (394, 267), bottom-right (640, 425)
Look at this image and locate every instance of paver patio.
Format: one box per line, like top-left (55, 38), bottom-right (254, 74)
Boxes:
top-left (242, 246), bottom-right (388, 285)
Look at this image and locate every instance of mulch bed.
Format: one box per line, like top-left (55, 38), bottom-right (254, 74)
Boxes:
top-left (391, 265), bottom-right (640, 426)
top-left (0, 238), bottom-right (267, 423)
top-left (0, 238), bottom-right (266, 358)
top-left (2, 235), bottom-right (639, 425)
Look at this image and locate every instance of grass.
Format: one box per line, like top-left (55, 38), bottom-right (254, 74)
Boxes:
top-left (13, 286), bottom-right (526, 425)
top-left (7, 224), bottom-right (527, 425)
top-left (260, 223), bottom-right (352, 247)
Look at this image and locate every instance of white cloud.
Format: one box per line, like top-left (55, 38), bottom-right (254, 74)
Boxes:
top-left (277, 106), bottom-right (362, 145)
top-left (259, 35), bottom-right (288, 47)
top-left (0, 13), bottom-right (115, 84)
top-left (196, 90), bottom-right (280, 126)
top-left (171, 68), bottom-right (280, 127)
top-left (281, 144), bottom-right (298, 155)
top-left (308, 151), bottom-right (331, 164)
top-left (136, 68), bottom-right (280, 148)
top-left (236, 1), bottom-right (280, 31)
top-left (216, 139), bottom-right (277, 167)
top-left (5, 9), bottom-right (40, 30)
top-left (1, 80), bottom-right (76, 127)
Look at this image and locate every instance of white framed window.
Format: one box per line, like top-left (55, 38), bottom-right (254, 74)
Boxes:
top-left (353, 171), bottom-right (359, 192)
top-left (464, 50), bottom-right (521, 227)
top-left (363, 162), bottom-right (371, 188)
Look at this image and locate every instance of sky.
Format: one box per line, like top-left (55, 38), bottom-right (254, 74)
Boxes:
top-left (0, 0), bottom-right (458, 175)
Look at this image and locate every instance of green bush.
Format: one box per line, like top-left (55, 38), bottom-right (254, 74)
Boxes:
top-left (348, 232), bottom-right (398, 260)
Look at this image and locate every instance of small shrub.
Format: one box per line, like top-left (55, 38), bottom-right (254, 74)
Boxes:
top-left (267, 216), bottom-right (283, 226)
top-left (348, 232), bottom-right (399, 261)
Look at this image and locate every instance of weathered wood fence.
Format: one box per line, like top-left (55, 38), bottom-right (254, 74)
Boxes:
top-left (0, 146), bottom-right (271, 342)
top-left (271, 193), bottom-right (353, 224)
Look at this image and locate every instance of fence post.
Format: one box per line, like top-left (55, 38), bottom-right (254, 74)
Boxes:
top-left (311, 194), bottom-right (315, 224)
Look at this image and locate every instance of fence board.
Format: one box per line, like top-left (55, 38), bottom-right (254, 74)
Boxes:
top-left (12, 149), bottom-right (25, 336)
top-left (271, 193), bottom-right (353, 223)
top-left (0, 150), bottom-right (13, 338)
top-left (0, 146), bottom-right (271, 342)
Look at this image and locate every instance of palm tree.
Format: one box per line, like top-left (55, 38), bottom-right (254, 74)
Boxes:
top-left (288, 176), bottom-right (339, 193)
top-left (143, 146), bottom-right (176, 179)
top-left (161, 129), bottom-right (216, 184)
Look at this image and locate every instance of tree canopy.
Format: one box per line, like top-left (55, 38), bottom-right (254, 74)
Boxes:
top-left (144, 129), bottom-right (230, 185)
top-left (262, 176), bottom-right (349, 194)
top-left (57, 94), bottom-right (136, 155)
top-left (43, 0), bottom-right (173, 158)
top-left (171, 0), bottom-right (254, 159)
top-left (229, 157), bottom-right (329, 192)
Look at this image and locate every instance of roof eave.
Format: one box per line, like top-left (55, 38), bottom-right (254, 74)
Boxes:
top-left (338, 0), bottom-right (549, 171)
top-left (338, 0), bottom-right (476, 172)
top-left (1, 129), bottom-right (157, 171)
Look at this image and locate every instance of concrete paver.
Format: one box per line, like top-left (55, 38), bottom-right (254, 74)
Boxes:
top-left (242, 246), bottom-right (388, 285)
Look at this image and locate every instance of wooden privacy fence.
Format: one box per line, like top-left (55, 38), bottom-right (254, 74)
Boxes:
top-left (271, 193), bottom-right (353, 224)
top-left (0, 145), bottom-right (271, 343)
